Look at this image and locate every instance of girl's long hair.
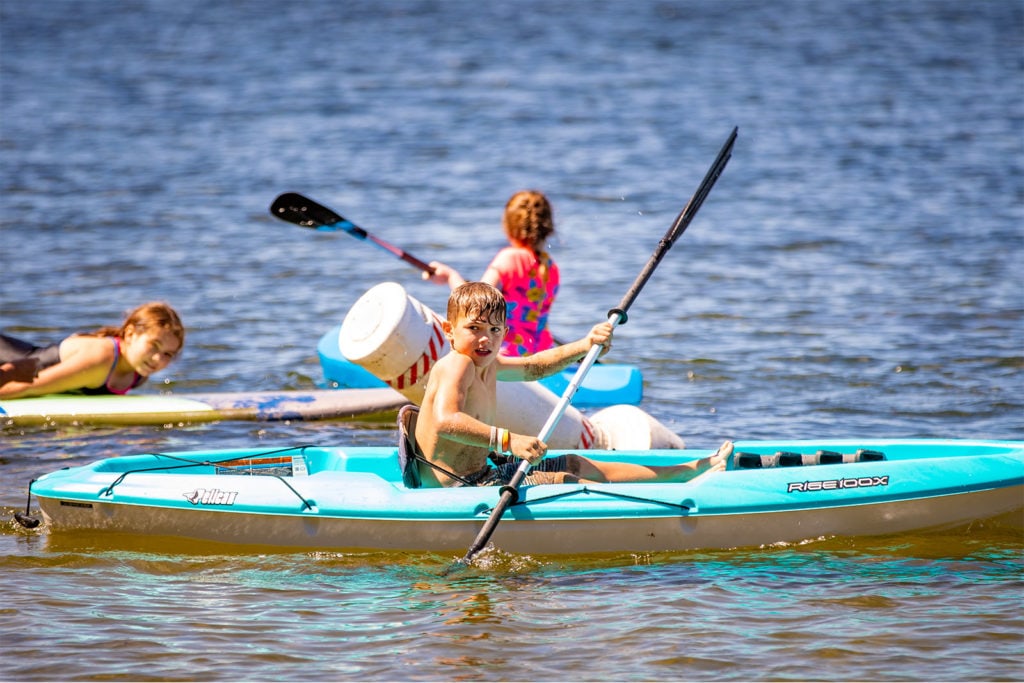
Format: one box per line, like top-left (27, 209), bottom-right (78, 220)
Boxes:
top-left (92, 301), bottom-right (185, 350)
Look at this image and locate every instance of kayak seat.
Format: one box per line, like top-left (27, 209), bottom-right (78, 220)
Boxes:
top-left (396, 404), bottom-right (481, 488)
top-left (398, 404), bottom-right (423, 489)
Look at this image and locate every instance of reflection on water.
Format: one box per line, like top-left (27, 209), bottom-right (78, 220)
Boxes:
top-left (1, 512), bottom-right (1021, 680)
top-left (8, 528), bottom-right (1024, 683)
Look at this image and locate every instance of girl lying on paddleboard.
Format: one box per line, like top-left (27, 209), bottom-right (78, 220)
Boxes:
top-left (0, 301), bottom-right (184, 398)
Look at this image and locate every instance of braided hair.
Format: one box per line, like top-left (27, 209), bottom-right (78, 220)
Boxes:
top-left (502, 190), bottom-right (554, 280)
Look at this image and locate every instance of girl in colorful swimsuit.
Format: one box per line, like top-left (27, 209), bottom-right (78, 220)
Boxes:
top-left (0, 301), bottom-right (185, 398)
top-left (424, 189), bottom-right (560, 357)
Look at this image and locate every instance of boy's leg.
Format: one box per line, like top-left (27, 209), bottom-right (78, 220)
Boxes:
top-left (568, 441), bottom-right (733, 483)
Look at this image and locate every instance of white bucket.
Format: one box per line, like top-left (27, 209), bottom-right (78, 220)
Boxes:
top-left (339, 281), bottom-right (443, 400)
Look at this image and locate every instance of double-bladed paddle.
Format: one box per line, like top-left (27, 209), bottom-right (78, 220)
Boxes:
top-left (450, 126), bottom-right (738, 570)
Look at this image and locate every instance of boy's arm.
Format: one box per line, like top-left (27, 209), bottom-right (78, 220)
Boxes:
top-left (427, 354), bottom-right (547, 465)
top-left (496, 322), bottom-right (613, 382)
top-left (422, 261), bottom-right (467, 290)
top-left (427, 355), bottom-right (490, 447)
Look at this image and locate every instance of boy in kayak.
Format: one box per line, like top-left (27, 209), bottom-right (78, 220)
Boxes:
top-left (423, 190), bottom-right (561, 357)
top-left (0, 301), bottom-right (184, 399)
top-left (413, 282), bottom-right (731, 487)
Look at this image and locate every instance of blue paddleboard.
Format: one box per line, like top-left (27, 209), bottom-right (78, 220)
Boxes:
top-left (316, 325), bottom-right (642, 406)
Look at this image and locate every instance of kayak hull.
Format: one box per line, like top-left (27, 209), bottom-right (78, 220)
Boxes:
top-left (37, 485), bottom-right (1023, 555)
top-left (29, 439), bottom-right (1024, 555)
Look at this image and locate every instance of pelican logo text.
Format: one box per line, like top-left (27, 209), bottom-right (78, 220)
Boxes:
top-left (787, 476), bottom-right (889, 493)
top-left (183, 488), bottom-right (239, 506)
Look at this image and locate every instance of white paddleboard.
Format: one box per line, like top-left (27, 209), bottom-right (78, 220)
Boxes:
top-left (0, 388), bottom-right (408, 427)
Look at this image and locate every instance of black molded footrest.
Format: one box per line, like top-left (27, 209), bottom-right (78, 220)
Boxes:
top-left (734, 449), bottom-right (887, 469)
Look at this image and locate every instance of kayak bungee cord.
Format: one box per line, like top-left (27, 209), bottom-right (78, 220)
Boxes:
top-left (491, 485), bottom-right (693, 514)
top-left (98, 447), bottom-right (318, 510)
top-left (13, 445), bottom-right (320, 528)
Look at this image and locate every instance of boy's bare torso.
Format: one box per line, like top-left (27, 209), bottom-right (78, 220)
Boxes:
top-left (416, 350), bottom-right (499, 487)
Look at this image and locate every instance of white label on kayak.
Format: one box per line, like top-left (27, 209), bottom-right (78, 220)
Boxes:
top-left (291, 454), bottom-right (309, 477)
top-left (787, 476), bottom-right (889, 493)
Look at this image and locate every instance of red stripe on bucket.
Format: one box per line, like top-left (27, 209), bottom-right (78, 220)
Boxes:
top-left (580, 418), bottom-right (595, 449)
top-left (386, 319), bottom-right (447, 392)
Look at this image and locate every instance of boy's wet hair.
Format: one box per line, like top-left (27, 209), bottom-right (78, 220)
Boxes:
top-left (448, 282), bottom-right (507, 325)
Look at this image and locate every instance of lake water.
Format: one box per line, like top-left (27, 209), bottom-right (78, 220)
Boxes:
top-left (1, 0), bottom-right (1022, 680)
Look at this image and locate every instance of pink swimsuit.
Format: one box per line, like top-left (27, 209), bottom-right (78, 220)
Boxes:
top-left (488, 246), bottom-right (560, 356)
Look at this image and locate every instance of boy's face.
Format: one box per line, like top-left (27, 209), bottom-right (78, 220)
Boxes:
top-left (444, 312), bottom-right (507, 367)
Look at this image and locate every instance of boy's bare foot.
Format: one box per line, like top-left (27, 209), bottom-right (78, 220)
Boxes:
top-left (708, 440), bottom-right (733, 472)
top-left (678, 440), bottom-right (733, 482)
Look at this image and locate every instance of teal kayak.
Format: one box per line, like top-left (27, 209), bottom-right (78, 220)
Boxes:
top-left (23, 438), bottom-right (1024, 555)
top-left (317, 323), bottom-right (644, 407)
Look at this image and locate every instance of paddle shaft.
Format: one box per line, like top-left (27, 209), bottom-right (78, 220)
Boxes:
top-left (270, 192), bottom-right (436, 273)
top-left (342, 223), bottom-right (436, 273)
top-left (456, 127), bottom-right (737, 567)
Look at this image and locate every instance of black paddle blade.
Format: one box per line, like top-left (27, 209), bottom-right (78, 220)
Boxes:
top-left (14, 511), bottom-right (40, 529)
top-left (270, 192), bottom-right (345, 228)
top-left (667, 126), bottom-right (736, 247)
